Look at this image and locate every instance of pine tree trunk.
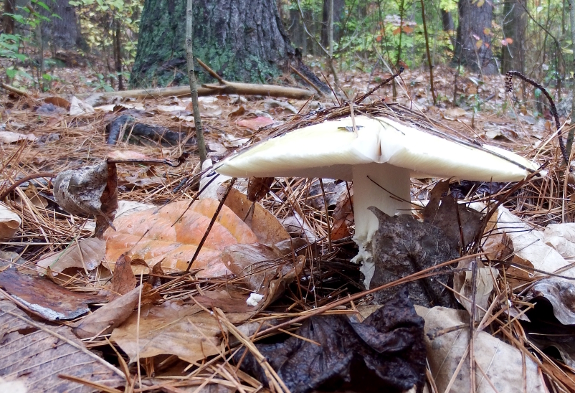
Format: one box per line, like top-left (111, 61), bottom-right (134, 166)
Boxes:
top-left (131, 0), bottom-right (324, 90)
top-left (455, 0), bottom-right (497, 75)
top-left (501, 0), bottom-right (526, 73)
top-left (40, 0), bottom-right (83, 50)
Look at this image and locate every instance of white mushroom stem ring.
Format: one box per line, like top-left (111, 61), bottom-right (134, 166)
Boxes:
top-left (216, 116), bottom-right (539, 288)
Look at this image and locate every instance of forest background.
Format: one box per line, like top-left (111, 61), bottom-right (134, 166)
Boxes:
top-left (0, 0), bottom-right (571, 110)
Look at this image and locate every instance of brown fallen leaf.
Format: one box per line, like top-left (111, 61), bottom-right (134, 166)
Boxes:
top-left (224, 188), bottom-right (291, 246)
top-left (109, 254), bottom-right (137, 299)
top-left (104, 199), bottom-right (259, 277)
top-left (331, 188), bottom-right (353, 241)
top-left (0, 268), bottom-right (103, 321)
top-left (110, 302), bottom-right (224, 363)
top-left (237, 116), bottom-right (274, 131)
top-left (0, 202), bottom-right (21, 240)
top-left (247, 177), bottom-right (274, 202)
top-left (73, 284), bottom-right (143, 339)
top-left (36, 237), bottom-right (106, 274)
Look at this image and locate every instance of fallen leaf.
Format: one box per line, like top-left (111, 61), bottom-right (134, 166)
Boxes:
top-left (73, 284), bottom-right (143, 339)
top-left (53, 161), bottom-right (118, 237)
top-left (44, 96), bottom-right (71, 110)
top-left (0, 203), bottom-right (21, 240)
top-left (104, 199), bottom-right (259, 277)
top-left (0, 130), bottom-right (37, 144)
top-left (237, 116), bottom-right (274, 131)
top-left (224, 188), bottom-right (290, 246)
top-left (36, 238), bottom-right (106, 273)
top-left (247, 177), bottom-right (274, 202)
top-left (237, 289), bottom-right (426, 393)
top-left (110, 302), bottom-right (223, 363)
top-left (416, 306), bottom-right (546, 393)
top-left (108, 254), bottom-right (137, 299)
top-left (0, 300), bottom-right (125, 391)
top-left (453, 257), bottom-right (498, 320)
top-left (0, 268), bottom-right (103, 321)
top-left (444, 107), bottom-right (467, 119)
top-left (69, 96), bottom-right (95, 116)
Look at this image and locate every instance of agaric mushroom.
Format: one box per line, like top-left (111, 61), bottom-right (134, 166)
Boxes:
top-left (216, 116), bottom-right (538, 288)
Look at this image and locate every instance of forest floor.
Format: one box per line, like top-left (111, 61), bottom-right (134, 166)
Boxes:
top-left (1, 61), bottom-right (575, 392)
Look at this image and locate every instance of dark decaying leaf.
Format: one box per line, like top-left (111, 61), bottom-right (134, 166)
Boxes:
top-left (235, 289), bottom-right (426, 393)
top-left (0, 300), bottom-right (125, 392)
top-left (247, 177), bottom-right (274, 202)
top-left (0, 268), bottom-right (103, 321)
top-left (422, 180), bottom-right (484, 249)
top-left (53, 160), bottom-right (118, 237)
top-left (368, 207), bottom-right (459, 308)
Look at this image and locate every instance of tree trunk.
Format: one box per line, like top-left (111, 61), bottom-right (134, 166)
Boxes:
top-left (455, 0), bottom-right (497, 75)
top-left (131, 0), bottom-right (326, 91)
top-left (2, 0), bottom-right (15, 34)
top-left (441, 9), bottom-right (454, 32)
top-left (40, 0), bottom-right (83, 50)
top-left (501, 0), bottom-right (526, 73)
top-left (288, 8), bottom-right (307, 54)
top-left (320, 0), bottom-right (344, 48)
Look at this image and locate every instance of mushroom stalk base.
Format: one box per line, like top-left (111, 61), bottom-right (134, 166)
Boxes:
top-left (350, 163), bottom-right (411, 289)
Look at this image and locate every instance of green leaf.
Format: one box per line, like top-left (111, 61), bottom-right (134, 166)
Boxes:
top-left (6, 68), bottom-right (17, 79)
top-left (33, 0), bottom-right (52, 11)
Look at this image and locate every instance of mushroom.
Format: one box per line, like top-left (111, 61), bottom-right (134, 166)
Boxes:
top-left (216, 116), bottom-right (538, 288)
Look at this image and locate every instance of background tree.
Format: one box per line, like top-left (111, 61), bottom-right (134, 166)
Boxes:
top-left (39, 0), bottom-right (83, 51)
top-left (455, 0), bottom-right (497, 75)
top-left (130, 0), bottom-right (324, 89)
top-left (501, 0), bottom-right (526, 74)
top-left (320, 0), bottom-right (344, 49)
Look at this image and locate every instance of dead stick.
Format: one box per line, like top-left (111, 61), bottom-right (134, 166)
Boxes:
top-left (185, 178), bottom-right (237, 272)
top-left (290, 65), bottom-right (322, 95)
top-left (0, 172), bottom-right (55, 200)
top-left (0, 82), bottom-right (30, 97)
top-left (196, 58), bottom-right (225, 83)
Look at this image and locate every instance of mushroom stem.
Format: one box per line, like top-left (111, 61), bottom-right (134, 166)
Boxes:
top-left (350, 162), bottom-right (411, 288)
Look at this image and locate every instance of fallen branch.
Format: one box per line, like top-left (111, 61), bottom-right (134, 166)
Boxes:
top-left (76, 79), bottom-right (314, 101)
top-left (0, 82), bottom-right (30, 97)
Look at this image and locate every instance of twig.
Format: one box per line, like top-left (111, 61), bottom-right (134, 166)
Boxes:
top-left (290, 65), bottom-right (322, 95)
top-left (505, 71), bottom-right (568, 165)
top-left (0, 81), bottom-right (30, 97)
top-left (197, 58), bottom-right (225, 83)
top-left (355, 66), bottom-right (404, 104)
top-left (0, 171), bottom-right (55, 200)
top-left (185, 178), bottom-right (237, 272)
top-left (186, 0), bottom-right (207, 165)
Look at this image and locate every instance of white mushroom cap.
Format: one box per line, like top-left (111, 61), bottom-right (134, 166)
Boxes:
top-left (216, 115), bottom-right (538, 289)
top-left (217, 116), bottom-right (537, 181)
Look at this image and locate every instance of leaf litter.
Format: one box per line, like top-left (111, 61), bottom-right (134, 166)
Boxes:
top-left (2, 67), bottom-right (575, 392)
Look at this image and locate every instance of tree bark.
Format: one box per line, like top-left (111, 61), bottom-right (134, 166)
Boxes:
top-left (320, 0), bottom-right (344, 48)
top-left (455, 0), bottom-right (497, 75)
top-left (2, 0), bottom-right (15, 34)
top-left (441, 9), bottom-right (454, 32)
top-left (131, 0), bottom-right (326, 91)
top-left (40, 0), bottom-right (83, 50)
top-left (501, 0), bottom-right (526, 74)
